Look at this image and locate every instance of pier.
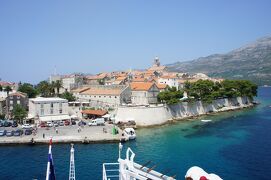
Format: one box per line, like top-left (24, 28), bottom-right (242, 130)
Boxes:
top-left (0, 124), bottom-right (120, 145)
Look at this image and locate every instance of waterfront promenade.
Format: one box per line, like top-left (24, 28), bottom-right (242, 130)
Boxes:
top-left (0, 124), bottom-right (120, 145)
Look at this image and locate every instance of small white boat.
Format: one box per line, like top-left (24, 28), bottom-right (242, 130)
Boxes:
top-left (201, 119), bottom-right (212, 122)
top-left (123, 128), bottom-right (136, 140)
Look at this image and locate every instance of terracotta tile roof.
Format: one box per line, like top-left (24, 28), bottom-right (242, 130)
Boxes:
top-left (81, 109), bottom-right (107, 116)
top-left (130, 82), bottom-right (155, 91)
top-left (71, 87), bottom-right (90, 93)
top-left (9, 92), bottom-right (27, 97)
top-left (156, 83), bottom-right (168, 89)
top-left (160, 75), bottom-right (177, 79)
top-left (116, 76), bottom-right (127, 81)
top-left (132, 78), bottom-right (147, 82)
top-left (85, 73), bottom-right (108, 80)
top-left (81, 88), bottom-right (122, 95)
top-left (0, 81), bottom-right (15, 86)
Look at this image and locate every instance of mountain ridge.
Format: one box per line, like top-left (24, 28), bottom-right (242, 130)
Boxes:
top-left (167, 36), bottom-right (271, 85)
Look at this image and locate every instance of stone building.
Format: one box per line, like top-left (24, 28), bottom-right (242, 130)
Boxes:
top-left (130, 82), bottom-right (159, 105)
top-left (72, 85), bottom-right (131, 108)
top-left (6, 92), bottom-right (28, 118)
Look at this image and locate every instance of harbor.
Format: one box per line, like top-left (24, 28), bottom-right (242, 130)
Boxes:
top-left (0, 87), bottom-right (270, 179)
top-left (0, 124), bottom-right (121, 145)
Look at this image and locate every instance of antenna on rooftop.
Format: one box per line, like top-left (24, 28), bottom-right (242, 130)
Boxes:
top-left (54, 66), bottom-right (57, 75)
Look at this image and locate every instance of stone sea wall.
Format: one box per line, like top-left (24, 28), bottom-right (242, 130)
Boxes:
top-left (115, 97), bottom-right (252, 126)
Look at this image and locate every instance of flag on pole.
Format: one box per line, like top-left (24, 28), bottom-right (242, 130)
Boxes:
top-left (46, 138), bottom-right (56, 180)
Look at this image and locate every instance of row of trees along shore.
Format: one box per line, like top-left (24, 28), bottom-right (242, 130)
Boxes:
top-left (158, 79), bottom-right (258, 105)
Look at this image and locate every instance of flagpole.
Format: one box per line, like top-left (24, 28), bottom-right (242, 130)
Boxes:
top-left (46, 137), bottom-right (53, 180)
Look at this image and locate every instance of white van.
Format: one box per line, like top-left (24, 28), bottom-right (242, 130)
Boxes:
top-left (88, 118), bottom-right (105, 126)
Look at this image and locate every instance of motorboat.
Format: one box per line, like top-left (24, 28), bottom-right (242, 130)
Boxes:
top-left (123, 128), bottom-right (136, 140)
top-left (201, 119), bottom-right (212, 122)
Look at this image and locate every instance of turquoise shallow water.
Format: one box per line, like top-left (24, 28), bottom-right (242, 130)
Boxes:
top-left (0, 87), bottom-right (270, 180)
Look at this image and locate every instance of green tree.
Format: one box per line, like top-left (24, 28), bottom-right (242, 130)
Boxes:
top-left (36, 81), bottom-right (54, 97)
top-left (60, 91), bottom-right (76, 102)
top-left (98, 79), bottom-right (105, 85)
top-left (4, 86), bottom-right (12, 95)
top-left (0, 85), bottom-right (2, 91)
top-left (12, 104), bottom-right (27, 124)
top-left (183, 79), bottom-right (258, 103)
top-left (53, 80), bottom-right (63, 96)
top-left (157, 87), bottom-right (184, 105)
top-left (0, 114), bottom-right (5, 119)
top-left (18, 83), bottom-right (38, 98)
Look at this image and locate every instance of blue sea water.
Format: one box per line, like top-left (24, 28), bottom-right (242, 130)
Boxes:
top-left (0, 87), bottom-right (270, 180)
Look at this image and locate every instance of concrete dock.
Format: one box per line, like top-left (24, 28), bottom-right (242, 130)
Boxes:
top-left (0, 124), bottom-right (120, 145)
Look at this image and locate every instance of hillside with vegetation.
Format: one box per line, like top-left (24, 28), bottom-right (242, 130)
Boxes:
top-left (167, 36), bottom-right (271, 85)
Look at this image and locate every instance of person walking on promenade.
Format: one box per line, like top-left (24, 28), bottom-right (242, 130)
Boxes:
top-left (43, 133), bottom-right (45, 138)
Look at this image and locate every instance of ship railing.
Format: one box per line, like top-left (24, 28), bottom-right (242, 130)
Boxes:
top-left (103, 162), bottom-right (120, 180)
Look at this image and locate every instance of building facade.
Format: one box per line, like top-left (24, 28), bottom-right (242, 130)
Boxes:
top-left (158, 76), bottom-right (179, 90)
top-left (0, 97), bottom-right (6, 116)
top-left (6, 92), bottom-right (28, 118)
top-left (28, 97), bottom-right (69, 122)
top-left (130, 82), bottom-right (159, 105)
top-left (73, 85), bottom-right (131, 108)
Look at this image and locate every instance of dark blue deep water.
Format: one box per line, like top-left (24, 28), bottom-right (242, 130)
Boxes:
top-left (0, 87), bottom-right (270, 180)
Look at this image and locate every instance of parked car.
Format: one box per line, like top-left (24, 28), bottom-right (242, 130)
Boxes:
top-left (24, 129), bottom-right (32, 135)
top-left (13, 129), bottom-right (24, 136)
top-left (0, 120), bottom-right (4, 127)
top-left (39, 122), bottom-right (47, 128)
top-left (78, 121), bottom-right (86, 126)
top-left (53, 121), bottom-right (59, 127)
top-left (0, 130), bottom-right (7, 136)
top-left (59, 121), bottom-right (64, 126)
top-left (64, 120), bottom-right (70, 126)
top-left (4, 121), bottom-right (12, 127)
top-left (47, 122), bottom-right (53, 127)
top-left (6, 130), bottom-right (14, 137)
top-left (12, 121), bottom-right (18, 127)
top-left (22, 124), bottom-right (32, 129)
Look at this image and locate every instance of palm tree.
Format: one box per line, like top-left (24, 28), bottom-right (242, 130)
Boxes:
top-left (53, 80), bottom-right (63, 96)
top-left (37, 81), bottom-right (51, 97)
top-left (4, 86), bottom-right (12, 95)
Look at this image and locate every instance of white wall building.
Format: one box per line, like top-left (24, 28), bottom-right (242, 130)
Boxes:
top-left (28, 97), bottom-right (70, 122)
top-left (158, 76), bottom-right (179, 90)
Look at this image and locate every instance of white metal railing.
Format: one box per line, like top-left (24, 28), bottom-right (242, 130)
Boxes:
top-left (103, 163), bottom-right (120, 180)
top-left (103, 144), bottom-right (176, 180)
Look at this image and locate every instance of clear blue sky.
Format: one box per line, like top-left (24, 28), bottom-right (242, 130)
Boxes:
top-left (1, 0), bottom-right (271, 84)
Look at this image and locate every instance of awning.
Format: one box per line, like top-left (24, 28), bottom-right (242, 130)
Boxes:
top-left (70, 115), bottom-right (78, 118)
top-left (102, 114), bottom-right (111, 118)
top-left (27, 114), bottom-right (35, 119)
top-left (68, 101), bottom-right (80, 104)
top-left (39, 115), bottom-right (71, 122)
top-left (81, 109), bottom-right (107, 116)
